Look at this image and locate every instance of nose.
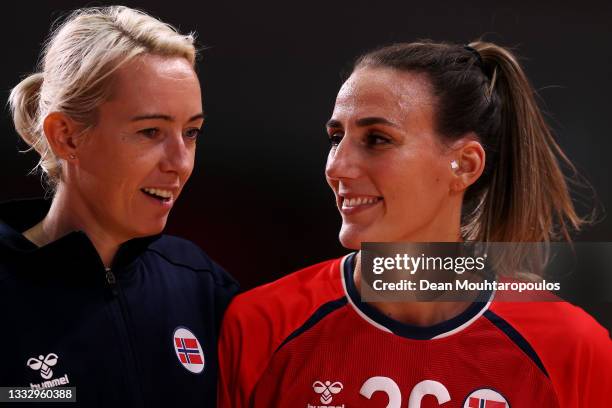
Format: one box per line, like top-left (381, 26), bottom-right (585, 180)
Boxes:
top-left (160, 131), bottom-right (194, 178)
top-left (325, 135), bottom-right (361, 182)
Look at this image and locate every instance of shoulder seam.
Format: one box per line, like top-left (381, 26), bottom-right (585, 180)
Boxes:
top-left (484, 310), bottom-right (550, 378)
top-left (145, 248), bottom-right (236, 288)
top-left (275, 296), bottom-right (348, 353)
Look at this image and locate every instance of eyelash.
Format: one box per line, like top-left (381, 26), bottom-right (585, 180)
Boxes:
top-left (184, 128), bottom-right (202, 140)
top-left (329, 132), bottom-right (343, 146)
top-left (139, 128), bottom-right (160, 138)
top-left (366, 133), bottom-right (391, 146)
top-left (138, 127), bottom-right (203, 140)
top-left (328, 131), bottom-right (391, 147)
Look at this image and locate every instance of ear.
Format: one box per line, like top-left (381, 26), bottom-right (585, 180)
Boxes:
top-left (449, 138), bottom-right (486, 193)
top-left (42, 112), bottom-right (82, 162)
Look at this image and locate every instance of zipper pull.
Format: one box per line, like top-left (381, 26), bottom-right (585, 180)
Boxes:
top-left (105, 267), bottom-right (118, 295)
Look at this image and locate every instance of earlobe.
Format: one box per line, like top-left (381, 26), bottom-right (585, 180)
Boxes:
top-left (449, 160), bottom-right (464, 192)
top-left (448, 161), bottom-right (465, 193)
top-left (43, 112), bottom-right (79, 161)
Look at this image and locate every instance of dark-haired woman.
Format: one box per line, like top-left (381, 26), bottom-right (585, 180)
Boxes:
top-left (218, 41), bottom-right (612, 407)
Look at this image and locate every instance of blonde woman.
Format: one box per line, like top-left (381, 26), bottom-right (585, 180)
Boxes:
top-left (0, 7), bottom-right (237, 406)
top-left (219, 42), bottom-right (612, 407)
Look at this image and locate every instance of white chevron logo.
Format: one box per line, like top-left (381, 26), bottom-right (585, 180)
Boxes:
top-left (26, 353), bottom-right (58, 380)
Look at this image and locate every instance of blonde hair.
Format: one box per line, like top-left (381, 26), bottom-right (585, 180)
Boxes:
top-left (8, 6), bottom-right (197, 188)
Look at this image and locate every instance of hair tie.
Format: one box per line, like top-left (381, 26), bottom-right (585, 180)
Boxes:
top-left (463, 45), bottom-right (483, 67)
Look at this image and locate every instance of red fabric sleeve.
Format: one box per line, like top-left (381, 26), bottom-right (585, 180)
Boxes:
top-left (491, 302), bottom-right (612, 407)
top-left (217, 257), bottom-right (346, 407)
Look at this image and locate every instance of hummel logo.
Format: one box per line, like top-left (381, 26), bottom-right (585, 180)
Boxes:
top-left (312, 380), bottom-right (343, 404)
top-left (27, 353), bottom-right (58, 380)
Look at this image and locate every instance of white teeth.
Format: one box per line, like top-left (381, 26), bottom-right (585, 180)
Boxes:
top-left (343, 197), bottom-right (380, 207)
top-left (142, 188), bottom-right (173, 199)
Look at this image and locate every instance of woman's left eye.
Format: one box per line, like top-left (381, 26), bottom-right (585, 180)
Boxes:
top-left (184, 128), bottom-right (202, 140)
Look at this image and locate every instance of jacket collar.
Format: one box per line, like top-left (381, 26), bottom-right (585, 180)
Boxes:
top-left (0, 198), bottom-right (161, 280)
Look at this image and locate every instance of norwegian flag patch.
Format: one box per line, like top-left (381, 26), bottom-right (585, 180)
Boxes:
top-left (464, 388), bottom-right (509, 408)
top-left (173, 327), bottom-right (205, 374)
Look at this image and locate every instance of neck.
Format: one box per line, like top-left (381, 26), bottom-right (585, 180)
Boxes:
top-left (22, 185), bottom-right (124, 268)
top-left (355, 199), bottom-right (470, 325)
top-left (401, 197), bottom-right (464, 242)
top-left (354, 251), bottom-right (473, 327)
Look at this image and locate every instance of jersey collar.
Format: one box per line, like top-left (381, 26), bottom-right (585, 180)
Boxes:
top-left (341, 252), bottom-right (494, 340)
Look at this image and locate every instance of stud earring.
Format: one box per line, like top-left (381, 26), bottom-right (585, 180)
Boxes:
top-left (68, 154), bottom-right (76, 160)
top-left (450, 160), bottom-right (459, 170)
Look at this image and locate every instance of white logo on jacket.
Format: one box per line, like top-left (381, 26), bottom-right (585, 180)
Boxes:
top-left (27, 353), bottom-right (58, 379)
top-left (26, 352), bottom-right (70, 389)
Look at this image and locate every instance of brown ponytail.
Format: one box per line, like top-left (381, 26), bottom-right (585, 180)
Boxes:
top-left (354, 40), bottom-right (589, 242)
top-left (469, 42), bottom-right (585, 242)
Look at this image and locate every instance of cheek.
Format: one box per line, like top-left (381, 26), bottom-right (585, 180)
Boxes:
top-left (77, 138), bottom-right (117, 188)
top-left (78, 137), bottom-right (155, 193)
top-left (380, 150), bottom-right (449, 211)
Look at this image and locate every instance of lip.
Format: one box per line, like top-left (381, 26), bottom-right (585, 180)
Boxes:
top-left (337, 193), bottom-right (383, 216)
top-left (140, 186), bottom-right (180, 210)
top-left (140, 190), bottom-right (175, 209)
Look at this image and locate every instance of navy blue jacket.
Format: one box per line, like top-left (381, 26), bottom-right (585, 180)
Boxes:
top-left (0, 199), bottom-right (239, 407)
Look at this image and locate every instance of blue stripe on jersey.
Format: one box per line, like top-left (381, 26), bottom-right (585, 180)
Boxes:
top-left (343, 253), bottom-right (493, 340)
top-left (275, 297), bottom-right (348, 353)
top-left (484, 310), bottom-right (549, 378)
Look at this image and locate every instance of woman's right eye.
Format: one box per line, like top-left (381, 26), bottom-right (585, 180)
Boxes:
top-left (328, 132), bottom-right (343, 146)
top-left (139, 128), bottom-right (159, 138)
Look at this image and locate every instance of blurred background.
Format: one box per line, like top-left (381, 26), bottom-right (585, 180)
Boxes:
top-left (1, 0), bottom-right (610, 328)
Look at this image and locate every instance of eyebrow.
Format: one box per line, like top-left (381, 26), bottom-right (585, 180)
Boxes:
top-left (325, 116), bottom-right (400, 129)
top-left (130, 113), bottom-right (205, 122)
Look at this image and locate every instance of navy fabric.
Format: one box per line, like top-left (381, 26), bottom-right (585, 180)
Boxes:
top-left (484, 310), bottom-right (550, 377)
top-left (343, 252), bottom-right (493, 340)
top-left (0, 199), bottom-right (239, 407)
top-left (275, 297), bottom-right (348, 353)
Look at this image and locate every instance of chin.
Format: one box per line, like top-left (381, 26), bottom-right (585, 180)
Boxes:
top-left (339, 222), bottom-right (399, 250)
top-left (338, 225), bottom-right (367, 250)
top-left (129, 219), bottom-right (167, 238)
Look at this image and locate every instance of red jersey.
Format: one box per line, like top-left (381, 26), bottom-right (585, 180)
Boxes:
top-left (218, 254), bottom-right (612, 407)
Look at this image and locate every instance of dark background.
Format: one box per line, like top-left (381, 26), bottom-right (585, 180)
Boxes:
top-left (2, 1), bottom-right (611, 328)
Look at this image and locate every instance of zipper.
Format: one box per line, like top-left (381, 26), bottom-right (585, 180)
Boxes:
top-left (105, 267), bottom-right (118, 295)
top-left (104, 267), bottom-right (144, 407)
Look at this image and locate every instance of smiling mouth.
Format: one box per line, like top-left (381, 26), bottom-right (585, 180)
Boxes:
top-left (341, 196), bottom-right (383, 209)
top-left (141, 188), bottom-right (173, 202)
